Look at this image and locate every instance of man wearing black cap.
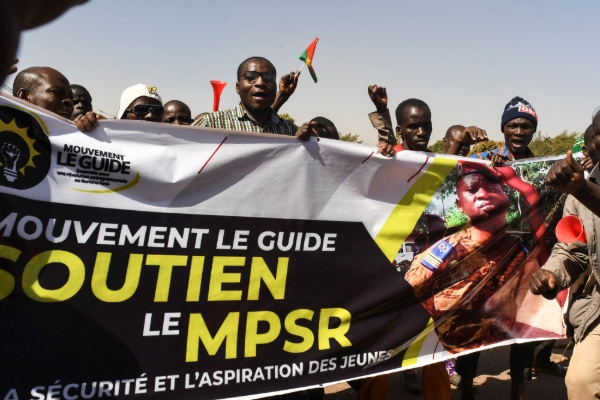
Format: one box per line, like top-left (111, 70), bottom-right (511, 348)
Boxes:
top-left (471, 96), bottom-right (537, 164)
top-left (463, 96), bottom-right (545, 400)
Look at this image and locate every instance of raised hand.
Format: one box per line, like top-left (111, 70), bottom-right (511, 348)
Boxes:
top-left (73, 111), bottom-right (100, 132)
top-left (271, 71), bottom-right (300, 113)
top-left (545, 150), bottom-right (586, 195)
top-left (279, 71), bottom-right (300, 99)
top-left (368, 85), bottom-right (388, 113)
top-left (581, 155), bottom-right (595, 172)
top-left (529, 269), bottom-right (558, 295)
top-left (486, 152), bottom-right (509, 167)
top-left (459, 126), bottom-right (489, 145)
top-left (295, 121), bottom-right (319, 142)
top-left (378, 142), bottom-right (395, 158)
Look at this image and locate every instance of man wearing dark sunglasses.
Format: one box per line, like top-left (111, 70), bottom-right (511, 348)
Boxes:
top-left (116, 84), bottom-right (163, 122)
top-left (192, 56), bottom-right (315, 141)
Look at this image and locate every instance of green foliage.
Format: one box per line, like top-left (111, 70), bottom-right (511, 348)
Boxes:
top-left (549, 130), bottom-right (579, 155)
top-left (468, 140), bottom-right (505, 156)
top-left (515, 159), bottom-right (555, 189)
top-left (436, 168), bottom-right (458, 215)
top-left (466, 131), bottom-right (581, 157)
top-left (427, 140), bottom-right (445, 154)
top-left (512, 158), bottom-right (566, 237)
top-left (278, 113), bottom-right (295, 124)
top-left (505, 211), bottom-right (520, 225)
top-left (445, 205), bottom-right (468, 229)
top-left (528, 131), bottom-right (553, 156)
top-left (503, 188), bottom-right (520, 224)
top-left (528, 130), bottom-right (580, 157)
top-left (339, 133), bottom-right (363, 143)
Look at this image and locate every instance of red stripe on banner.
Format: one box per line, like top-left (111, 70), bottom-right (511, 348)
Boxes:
top-left (361, 151), bottom-right (374, 163)
top-left (407, 156), bottom-right (429, 183)
top-left (198, 136), bottom-right (228, 174)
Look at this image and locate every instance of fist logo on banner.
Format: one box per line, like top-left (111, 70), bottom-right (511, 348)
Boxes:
top-left (1, 142), bottom-right (21, 182)
top-left (0, 106), bottom-right (51, 189)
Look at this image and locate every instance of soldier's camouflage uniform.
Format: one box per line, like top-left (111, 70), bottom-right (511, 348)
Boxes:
top-left (405, 224), bottom-right (528, 353)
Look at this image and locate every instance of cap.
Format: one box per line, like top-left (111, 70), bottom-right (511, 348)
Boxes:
top-left (456, 160), bottom-right (500, 183)
top-left (501, 96), bottom-right (538, 132)
top-left (592, 105), bottom-right (600, 122)
top-left (116, 84), bottom-right (162, 119)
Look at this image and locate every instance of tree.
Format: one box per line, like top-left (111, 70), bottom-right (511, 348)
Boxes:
top-left (468, 140), bottom-right (505, 156)
top-left (278, 113), bottom-right (295, 124)
top-left (433, 130), bottom-right (581, 158)
top-left (466, 130), bottom-right (581, 158)
top-left (445, 205), bottom-right (468, 229)
top-left (528, 131), bottom-right (553, 156)
top-left (436, 167), bottom-right (458, 215)
top-left (339, 133), bottom-right (363, 143)
top-left (551, 130), bottom-right (580, 155)
top-left (427, 140), bottom-right (444, 153)
top-left (528, 130), bottom-right (581, 157)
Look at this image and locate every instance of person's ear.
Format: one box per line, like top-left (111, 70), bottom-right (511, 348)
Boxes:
top-left (236, 82), bottom-right (240, 94)
top-left (583, 145), bottom-right (589, 158)
top-left (442, 137), bottom-right (447, 144)
top-left (455, 197), bottom-right (462, 210)
top-left (16, 88), bottom-right (29, 102)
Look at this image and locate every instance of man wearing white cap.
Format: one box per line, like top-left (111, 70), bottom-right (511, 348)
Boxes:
top-left (116, 84), bottom-right (163, 122)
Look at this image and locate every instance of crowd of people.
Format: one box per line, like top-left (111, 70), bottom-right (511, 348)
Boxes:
top-left (5, 54), bottom-right (600, 400)
top-left (3, 2), bottom-right (600, 400)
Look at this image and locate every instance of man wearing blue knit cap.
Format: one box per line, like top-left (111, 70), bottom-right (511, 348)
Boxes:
top-left (459, 96), bottom-right (559, 400)
top-left (471, 96), bottom-right (537, 163)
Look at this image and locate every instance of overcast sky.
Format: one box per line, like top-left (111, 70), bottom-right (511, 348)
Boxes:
top-left (5, 0), bottom-right (600, 145)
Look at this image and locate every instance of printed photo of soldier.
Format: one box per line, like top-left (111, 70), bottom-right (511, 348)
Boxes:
top-left (403, 160), bottom-right (561, 353)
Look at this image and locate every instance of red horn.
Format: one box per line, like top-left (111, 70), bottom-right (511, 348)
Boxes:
top-left (556, 215), bottom-right (587, 244)
top-left (210, 80), bottom-right (227, 112)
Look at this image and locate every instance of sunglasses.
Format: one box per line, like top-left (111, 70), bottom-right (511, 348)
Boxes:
top-left (241, 71), bottom-right (276, 84)
top-left (124, 104), bottom-right (164, 117)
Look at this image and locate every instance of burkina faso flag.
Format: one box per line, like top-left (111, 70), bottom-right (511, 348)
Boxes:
top-left (299, 37), bottom-right (319, 83)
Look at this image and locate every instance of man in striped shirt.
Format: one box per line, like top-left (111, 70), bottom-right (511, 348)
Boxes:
top-left (193, 56), bottom-right (313, 138)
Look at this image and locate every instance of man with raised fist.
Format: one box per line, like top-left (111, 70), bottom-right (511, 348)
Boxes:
top-left (531, 146), bottom-right (600, 398)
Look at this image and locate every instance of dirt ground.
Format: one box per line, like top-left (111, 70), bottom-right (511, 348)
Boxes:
top-left (323, 339), bottom-right (572, 400)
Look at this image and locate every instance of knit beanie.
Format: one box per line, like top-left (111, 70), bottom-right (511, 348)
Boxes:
top-left (501, 96), bottom-right (538, 132)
